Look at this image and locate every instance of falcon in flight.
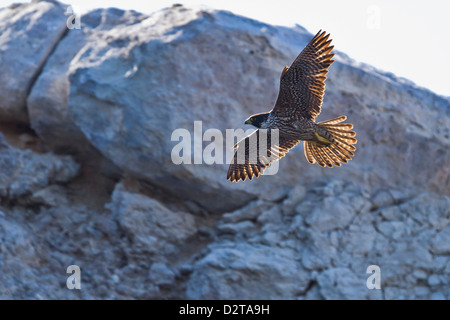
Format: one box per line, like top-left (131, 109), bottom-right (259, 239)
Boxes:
top-left (227, 30), bottom-right (357, 182)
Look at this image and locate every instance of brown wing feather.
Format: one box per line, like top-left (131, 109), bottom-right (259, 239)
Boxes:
top-left (273, 30), bottom-right (335, 121)
top-left (227, 129), bottom-right (300, 182)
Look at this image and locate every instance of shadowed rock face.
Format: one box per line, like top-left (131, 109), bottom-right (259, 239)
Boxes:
top-left (0, 1), bottom-right (449, 299)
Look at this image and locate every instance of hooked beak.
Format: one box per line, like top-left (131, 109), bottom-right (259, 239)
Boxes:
top-left (245, 119), bottom-right (251, 125)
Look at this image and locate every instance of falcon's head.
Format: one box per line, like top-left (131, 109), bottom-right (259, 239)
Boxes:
top-left (245, 112), bottom-right (270, 129)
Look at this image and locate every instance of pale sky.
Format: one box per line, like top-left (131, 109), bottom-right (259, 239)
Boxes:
top-left (1, 0), bottom-right (449, 96)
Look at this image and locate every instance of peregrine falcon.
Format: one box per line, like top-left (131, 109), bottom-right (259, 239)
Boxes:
top-left (227, 30), bottom-right (357, 182)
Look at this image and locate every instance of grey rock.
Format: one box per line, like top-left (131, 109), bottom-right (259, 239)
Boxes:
top-left (0, 0), bottom-right (67, 123)
top-left (413, 269), bottom-right (428, 280)
top-left (371, 189), bottom-right (396, 208)
top-left (217, 220), bottom-right (255, 234)
top-left (186, 243), bottom-right (310, 299)
top-left (107, 181), bottom-right (198, 258)
top-left (317, 268), bottom-right (370, 300)
top-left (304, 284), bottom-right (323, 300)
top-left (0, 134), bottom-right (80, 199)
top-left (29, 184), bottom-right (69, 206)
top-left (384, 287), bottom-right (412, 300)
top-left (257, 205), bottom-right (282, 225)
top-left (281, 184), bottom-right (307, 215)
top-left (431, 226), bottom-right (450, 254)
top-left (149, 263), bottom-right (176, 286)
top-left (414, 286), bottom-right (430, 298)
top-left (0, 216), bottom-right (40, 299)
top-left (305, 191), bottom-right (369, 232)
top-left (0, 216), bottom-right (38, 265)
top-left (377, 221), bottom-right (407, 240)
top-left (430, 292), bottom-right (446, 300)
top-left (428, 274), bottom-right (441, 286)
top-left (221, 199), bottom-right (272, 223)
top-left (27, 7), bottom-right (147, 152)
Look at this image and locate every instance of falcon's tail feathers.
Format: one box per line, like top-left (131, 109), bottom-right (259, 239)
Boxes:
top-left (304, 115), bottom-right (357, 167)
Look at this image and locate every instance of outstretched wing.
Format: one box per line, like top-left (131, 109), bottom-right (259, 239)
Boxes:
top-left (227, 129), bottom-right (300, 182)
top-left (273, 30), bottom-right (335, 121)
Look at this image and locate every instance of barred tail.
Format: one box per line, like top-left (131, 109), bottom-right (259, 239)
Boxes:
top-left (304, 115), bottom-right (357, 167)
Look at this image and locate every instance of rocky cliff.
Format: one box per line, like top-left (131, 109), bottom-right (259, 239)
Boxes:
top-left (0, 0), bottom-right (449, 299)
